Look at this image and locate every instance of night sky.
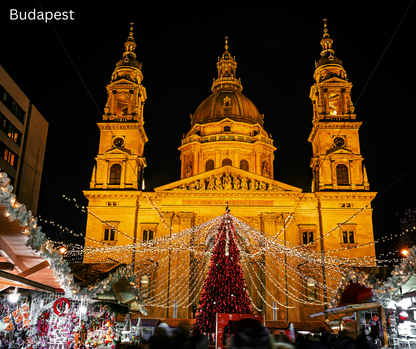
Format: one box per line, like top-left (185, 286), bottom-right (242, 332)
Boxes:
top-left (0, 1), bottom-right (415, 258)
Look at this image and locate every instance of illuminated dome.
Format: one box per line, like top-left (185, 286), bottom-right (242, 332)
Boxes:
top-left (191, 91), bottom-right (263, 127)
top-left (191, 38), bottom-right (264, 128)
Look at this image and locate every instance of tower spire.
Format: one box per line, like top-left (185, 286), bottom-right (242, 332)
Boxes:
top-left (320, 18), bottom-right (335, 57)
top-left (212, 36), bottom-right (242, 92)
top-left (123, 21), bottom-right (137, 60)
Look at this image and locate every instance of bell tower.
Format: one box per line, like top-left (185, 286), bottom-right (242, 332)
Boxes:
top-left (308, 19), bottom-right (369, 192)
top-left (90, 23), bottom-right (147, 190)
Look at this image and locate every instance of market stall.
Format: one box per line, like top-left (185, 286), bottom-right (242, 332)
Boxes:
top-left (0, 172), bottom-right (146, 348)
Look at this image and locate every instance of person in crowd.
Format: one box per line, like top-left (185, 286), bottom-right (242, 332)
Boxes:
top-left (355, 329), bottom-right (378, 349)
top-left (183, 327), bottom-right (208, 349)
top-left (228, 318), bottom-right (273, 349)
top-left (170, 322), bottom-right (190, 348)
top-left (331, 329), bottom-right (357, 349)
top-left (271, 332), bottom-right (295, 349)
top-left (149, 326), bottom-right (170, 349)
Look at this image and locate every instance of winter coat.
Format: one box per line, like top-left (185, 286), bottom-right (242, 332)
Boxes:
top-left (228, 325), bottom-right (273, 349)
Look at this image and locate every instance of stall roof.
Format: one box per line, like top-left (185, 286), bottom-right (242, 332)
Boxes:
top-left (309, 302), bottom-right (381, 318)
top-left (0, 205), bottom-right (62, 292)
top-left (265, 321), bottom-right (331, 333)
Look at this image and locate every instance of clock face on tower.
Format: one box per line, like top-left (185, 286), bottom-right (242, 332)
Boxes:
top-left (113, 137), bottom-right (125, 147)
top-left (334, 137), bottom-right (345, 147)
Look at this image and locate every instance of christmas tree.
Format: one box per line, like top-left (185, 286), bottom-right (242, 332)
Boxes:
top-left (194, 212), bottom-right (252, 333)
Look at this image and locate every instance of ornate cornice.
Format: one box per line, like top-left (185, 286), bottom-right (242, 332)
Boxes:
top-left (97, 122), bottom-right (145, 130)
top-left (308, 121), bottom-right (361, 142)
top-left (83, 190), bottom-right (144, 199)
top-left (156, 190), bottom-right (300, 198)
top-left (315, 191), bottom-right (377, 201)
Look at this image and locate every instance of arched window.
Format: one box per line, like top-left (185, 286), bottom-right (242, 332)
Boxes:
top-left (222, 158), bottom-right (232, 166)
top-left (109, 164), bottom-right (122, 184)
top-left (223, 126), bottom-right (231, 132)
top-left (205, 159), bottom-right (214, 171)
top-left (306, 277), bottom-right (317, 300)
top-left (240, 159), bottom-right (249, 171)
top-left (140, 275), bottom-right (150, 298)
top-left (336, 164), bottom-right (349, 185)
top-left (328, 92), bottom-right (342, 115)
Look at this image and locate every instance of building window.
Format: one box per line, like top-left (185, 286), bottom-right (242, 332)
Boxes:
top-left (0, 85), bottom-right (26, 123)
top-left (240, 159), bottom-right (249, 171)
top-left (109, 164), bottom-right (122, 184)
top-left (336, 164), bottom-right (349, 185)
top-left (140, 275), bottom-right (150, 298)
top-left (342, 229), bottom-right (355, 244)
top-left (222, 158), bottom-right (232, 166)
top-left (299, 226), bottom-right (317, 245)
top-left (302, 231), bottom-right (314, 244)
top-left (205, 159), bottom-right (214, 171)
top-left (306, 277), bottom-right (317, 300)
top-left (143, 230), bottom-right (154, 242)
top-left (328, 92), bottom-right (342, 116)
top-left (4, 148), bottom-right (16, 167)
top-left (0, 142), bottom-right (18, 168)
top-left (223, 126), bottom-right (231, 132)
top-left (103, 223), bottom-right (118, 241)
top-left (0, 112), bottom-right (22, 145)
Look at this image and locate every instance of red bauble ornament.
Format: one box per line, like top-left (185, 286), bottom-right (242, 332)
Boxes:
top-left (399, 311), bottom-right (408, 320)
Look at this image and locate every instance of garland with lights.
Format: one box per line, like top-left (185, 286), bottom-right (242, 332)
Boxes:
top-left (330, 245), bottom-right (416, 308)
top-left (0, 171), bottom-right (148, 315)
top-left (2, 167), bottom-right (414, 315)
top-left (88, 301), bottom-right (129, 316)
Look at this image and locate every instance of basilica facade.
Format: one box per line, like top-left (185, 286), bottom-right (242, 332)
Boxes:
top-left (84, 21), bottom-right (376, 322)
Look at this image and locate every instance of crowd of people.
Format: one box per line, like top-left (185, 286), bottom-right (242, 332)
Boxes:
top-left (139, 319), bottom-right (380, 349)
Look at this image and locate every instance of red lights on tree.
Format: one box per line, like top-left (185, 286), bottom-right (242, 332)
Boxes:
top-left (194, 212), bottom-right (252, 333)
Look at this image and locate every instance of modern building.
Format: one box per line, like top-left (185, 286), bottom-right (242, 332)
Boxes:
top-left (0, 65), bottom-right (48, 215)
top-left (83, 22), bottom-right (377, 323)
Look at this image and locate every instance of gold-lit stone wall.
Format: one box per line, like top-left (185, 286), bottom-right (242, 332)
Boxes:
top-left (179, 120), bottom-right (275, 179)
top-left (84, 23), bottom-right (377, 323)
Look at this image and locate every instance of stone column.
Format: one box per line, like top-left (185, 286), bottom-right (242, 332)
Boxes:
top-left (341, 88), bottom-right (347, 115)
top-left (323, 89), bottom-right (329, 115)
top-left (111, 90), bottom-right (117, 115)
top-left (120, 161), bottom-right (126, 189)
top-left (193, 151), bottom-right (198, 175)
top-left (256, 151), bottom-right (262, 175)
top-left (103, 160), bottom-right (109, 189)
top-left (128, 90), bottom-right (134, 114)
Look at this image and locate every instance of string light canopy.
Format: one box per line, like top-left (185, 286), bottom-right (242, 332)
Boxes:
top-left (0, 170), bottom-right (412, 314)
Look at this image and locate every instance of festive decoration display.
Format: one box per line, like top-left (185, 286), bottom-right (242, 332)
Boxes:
top-left (330, 245), bottom-right (416, 307)
top-left (0, 171), bottom-right (147, 315)
top-left (53, 297), bottom-right (71, 316)
top-left (194, 212), bottom-right (252, 333)
top-left (88, 301), bottom-right (130, 316)
top-left (2, 166), bottom-right (416, 323)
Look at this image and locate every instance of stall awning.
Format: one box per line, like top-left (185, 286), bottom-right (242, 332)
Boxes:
top-left (265, 321), bottom-right (331, 333)
top-left (309, 302), bottom-right (381, 318)
top-left (0, 205), bottom-right (62, 292)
